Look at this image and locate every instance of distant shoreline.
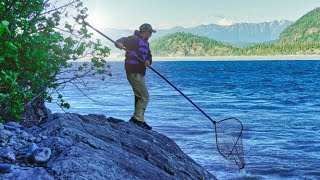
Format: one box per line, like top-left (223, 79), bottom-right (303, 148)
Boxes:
top-left (105, 55), bottom-right (320, 61)
top-left (154, 55), bottom-right (320, 61)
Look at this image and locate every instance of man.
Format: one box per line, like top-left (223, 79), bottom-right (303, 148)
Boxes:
top-left (115, 23), bottom-right (156, 130)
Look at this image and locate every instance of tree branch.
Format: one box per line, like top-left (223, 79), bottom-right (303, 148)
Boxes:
top-left (40, 0), bottom-right (78, 16)
top-left (70, 81), bottom-right (108, 106)
top-left (56, 66), bottom-right (96, 85)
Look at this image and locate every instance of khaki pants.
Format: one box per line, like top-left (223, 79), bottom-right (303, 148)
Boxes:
top-left (127, 73), bottom-right (149, 122)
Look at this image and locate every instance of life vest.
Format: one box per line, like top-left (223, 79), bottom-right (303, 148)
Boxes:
top-left (126, 34), bottom-right (149, 65)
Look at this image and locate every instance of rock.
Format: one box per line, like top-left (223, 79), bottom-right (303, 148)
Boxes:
top-left (3, 125), bottom-right (17, 131)
top-left (0, 113), bottom-right (216, 179)
top-left (31, 147), bottom-right (51, 163)
top-left (5, 122), bottom-right (22, 130)
top-left (1, 167), bottom-right (53, 180)
top-left (17, 131), bottom-right (30, 141)
top-left (20, 140), bottom-right (27, 146)
top-left (8, 138), bottom-right (17, 146)
top-left (106, 117), bottom-right (125, 123)
top-left (0, 123), bottom-right (4, 130)
top-left (0, 130), bottom-right (13, 140)
top-left (27, 143), bottom-right (38, 153)
top-left (20, 131), bottom-right (29, 137)
top-left (25, 143), bottom-right (38, 163)
top-left (34, 138), bottom-right (42, 143)
top-left (3, 150), bottom-right (16, 163)
top-left (41, 135), bottom-right (48, 140)
top-left (15, 128), bottom-right (21, 134)
top-left (0, 163), bottom-right (12, 173)
top-left (44, 113), bottom-right (215, 179)
top-left (27, 136), bottom-right (36, 143)
top-left (5, 122), bottom-right (22, 128)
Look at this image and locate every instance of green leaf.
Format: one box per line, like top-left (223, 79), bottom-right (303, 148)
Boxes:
top-left (62, 102), bottom-right (70, 109)
top-left (2, 20), bottom-right (9, 26)
top-left (5, 42), bottom-right (18, 52)
top-left (1, 20), bottom-right (10, 35)
top-left (0, 1), bottom-right (112, 121)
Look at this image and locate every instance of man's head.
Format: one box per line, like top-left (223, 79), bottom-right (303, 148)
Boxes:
top-left (139, 23), bottom-right (156, 40)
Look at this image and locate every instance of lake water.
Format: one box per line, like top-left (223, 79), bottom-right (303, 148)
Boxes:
top-left (46, 60), bottom-right (320, 179)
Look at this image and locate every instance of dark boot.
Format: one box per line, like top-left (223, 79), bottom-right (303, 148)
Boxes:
top-left (129, 117), bottom-right (152, 130)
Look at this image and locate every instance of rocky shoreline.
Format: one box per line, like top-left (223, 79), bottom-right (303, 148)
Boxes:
top-left (0, 121), bottom-right (52, 177)
top-left (0, 113), bottom-right (216, 179)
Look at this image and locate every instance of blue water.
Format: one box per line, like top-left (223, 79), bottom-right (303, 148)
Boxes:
top-left (46, 60), bottom-right (320, 179)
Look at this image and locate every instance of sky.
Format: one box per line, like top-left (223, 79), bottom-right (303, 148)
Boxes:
top-left (80, 0), bottom-right (320, 29)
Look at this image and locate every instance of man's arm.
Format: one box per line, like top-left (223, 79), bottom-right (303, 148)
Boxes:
top-left (145, 48), bottom-right (152, 67)
top-left (115, 37), bottom-right (127, 49)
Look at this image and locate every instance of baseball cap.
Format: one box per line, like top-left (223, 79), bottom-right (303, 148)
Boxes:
top-left (139, 23), bottom-right (156, 33)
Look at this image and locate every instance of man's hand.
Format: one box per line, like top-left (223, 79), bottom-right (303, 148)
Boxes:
top-left (115, 42), bottom-right (125, 49)
top-left (145, 60), bottom-right (151, 67)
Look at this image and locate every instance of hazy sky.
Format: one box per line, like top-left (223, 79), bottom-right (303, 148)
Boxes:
top-left (80, 0), bottom-right (320, 29)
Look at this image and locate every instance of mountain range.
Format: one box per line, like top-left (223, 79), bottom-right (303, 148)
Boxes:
top-left (151, 20), bottom-right (292, 44)
top-left (150, 8), bottom-right (320, 56)
top-left (96, 20), bottom-right (293, 51)
top-left (94, 7), bottom-right (320, 57)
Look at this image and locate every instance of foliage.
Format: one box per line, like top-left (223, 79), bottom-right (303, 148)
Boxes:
top-left (278, 8), bottom-right (320, 44)
top-left (243, 42), bottom-right (320, 55)
top-left (0, 0), bottom-right (111, 121)
top-left (150, 32), bottom-right (239, 56)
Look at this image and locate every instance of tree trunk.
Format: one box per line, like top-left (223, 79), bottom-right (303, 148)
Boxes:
top-left (21, 97), bottom-right (52, 127)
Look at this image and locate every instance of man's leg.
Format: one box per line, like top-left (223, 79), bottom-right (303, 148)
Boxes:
top-left (127, 73), bottom-right (149, 121)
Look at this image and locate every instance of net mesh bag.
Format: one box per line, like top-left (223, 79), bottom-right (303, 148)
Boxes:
top-left (214, 117), bottom-right (245, 169)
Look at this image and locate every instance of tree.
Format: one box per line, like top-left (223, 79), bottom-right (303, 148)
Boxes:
top-left (0, 0), bottom-right (111, 124)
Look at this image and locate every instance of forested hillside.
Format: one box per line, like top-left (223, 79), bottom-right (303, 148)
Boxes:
top-left (150, 32), bottom-right (240, 56)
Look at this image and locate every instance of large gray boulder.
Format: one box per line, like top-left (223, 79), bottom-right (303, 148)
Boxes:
top-left (1, 113), bottom-right (216, 179)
